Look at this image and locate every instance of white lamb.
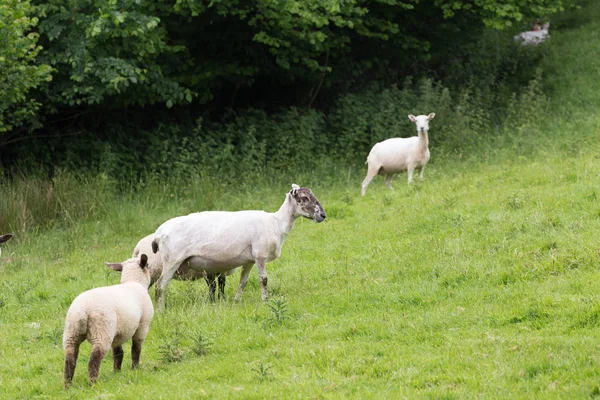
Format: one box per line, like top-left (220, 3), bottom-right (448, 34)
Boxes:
top-left (63, 254), bottom-right (154, 388)
top-left (361, 113), bottom-right (435, 196)
top-left (151, 184), bottom-right (326, 311)
top-left (0, 234), bottom-right (12, 256)
top-left (514, 22), bottom-right (550, 46)
top-left (105, 234), bottom-right (238, 301)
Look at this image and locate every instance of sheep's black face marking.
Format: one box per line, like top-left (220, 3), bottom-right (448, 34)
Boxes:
top-left (0, 234), bottom-right (13, 244)
top-left (292, 187), bottom-right (326, 223)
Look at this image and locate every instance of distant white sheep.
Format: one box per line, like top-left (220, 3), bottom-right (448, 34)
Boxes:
top-left (106, 234), bottom-right (237, 301)
top-left (63, 255), bottom-right (154, 388)
top-left (361, 113), bottom-right (435, 196)
top-left (0, 234), bottom-right (12, 256)
top-left (514, 22), bottom-right (550, 46)
top-left (151, 184), bottom-right (326, 311)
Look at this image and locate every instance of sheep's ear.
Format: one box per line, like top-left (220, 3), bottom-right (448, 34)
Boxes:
top-left (290, 183), bottom-right (300, 196)
top-left (0, 234), bottom-right (13, 243)
top-left (408, 115), bottom-right (416, 122)
top-left (428, 113), bottom-right (435, 120)
top-left (105, 262), bottom-right (123, 272)
top-left (140, 254), bottom-right (148, 269)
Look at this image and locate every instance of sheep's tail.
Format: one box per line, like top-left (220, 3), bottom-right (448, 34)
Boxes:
top-left (151, 237), bottom-right (159, 254)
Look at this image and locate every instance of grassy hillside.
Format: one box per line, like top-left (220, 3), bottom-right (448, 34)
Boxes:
top-left (1, 3), bottom-right (600, 399)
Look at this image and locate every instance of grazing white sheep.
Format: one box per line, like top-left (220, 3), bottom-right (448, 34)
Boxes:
top-left (361, 113), bottom-right (435, 196)
top-left (105, 234), bottom-right (238, 301)
top-left (63, 255), bottom-right (154, 388)
top-left (0, 234), bottom-right (12, 256)
top-left (151, 184), bottom-right (326, 311)
top-left (514, 22), bottom-right (550, 45)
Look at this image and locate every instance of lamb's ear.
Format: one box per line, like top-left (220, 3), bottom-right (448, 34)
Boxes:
top-left (428, 113), bottom-right (436, 120)
top-left (105, 262), bottom-right (123, 272)
top-left (140, 254), bottom-right (148, 269)
top-left (408, 115), bottom-right (416, 122)
top-left (0, 234), bottom-right (13, 243)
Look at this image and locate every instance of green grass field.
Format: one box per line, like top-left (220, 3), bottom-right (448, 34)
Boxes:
top-left (2, 3), bottom-right (600, 399)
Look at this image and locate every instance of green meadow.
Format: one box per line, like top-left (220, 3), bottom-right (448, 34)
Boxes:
top-left (2, 4), bottom-right (600, 399)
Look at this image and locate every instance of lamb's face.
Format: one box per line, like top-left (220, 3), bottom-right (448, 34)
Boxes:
top-left (290, 184), bottom-right (326, 223)
top-left (408, 113), bottom-right (435, 134)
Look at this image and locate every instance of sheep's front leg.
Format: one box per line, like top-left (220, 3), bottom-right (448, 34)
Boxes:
top-left (234, 263), bottom-right (254, 303)
top-left (255, 258), bottom-right (269, 301)
top-left (407, 168), bottom-right (415, 183)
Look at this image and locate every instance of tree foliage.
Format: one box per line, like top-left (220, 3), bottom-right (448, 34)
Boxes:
top-left (0, 0), bottom-right (52, 133)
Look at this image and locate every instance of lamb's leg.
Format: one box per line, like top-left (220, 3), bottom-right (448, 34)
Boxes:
top-left (361, 165), bottom-right (380, 196)
top-left (113, 345), bottom-right (124, 372)
top-left (234, 263), bottom-right (254, 303)
top-left (131, 339), bottom-right (143, 369)
top-left (384, 174), bottom-right (394, 191)
top-left (88, 343), bottom-right (109, 385)
top-left (155, 261), bottom-right (180, 312)
top-left (255, 258), bottom-right (268, 301)
top-left (218, 274), bottom-right (226, 299)
top-left (418, 165), bottom-right (426, 180)
top-left (64, 342), bottom-right (81, 388)
top-left (205, 274), bottom-right (217, 302)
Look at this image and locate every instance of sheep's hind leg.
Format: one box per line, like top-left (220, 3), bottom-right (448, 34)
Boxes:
top-left (88, 343), bottom-right (109, 385)
top-left (64, 341), bottom-right (81, 388)
top-left (113, 345), bottom-right (124, 372)
top-left (204, 274), bottom-right (217, 302)
top-left (384, 174), bottom-right (394, 191)
top-left (131, 339), bottom-right (143, 369)
top-left (234, 263), bottom-right (254, 303)
top-left (361, 165), bottom-right (380, 196)
top-left (155, 260), bottom-right (181, 312)
top-left (218, 274), bottom-right (226, 300)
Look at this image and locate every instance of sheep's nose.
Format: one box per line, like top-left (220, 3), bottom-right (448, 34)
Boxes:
top-left (320, 212), bottom-right (326, 219)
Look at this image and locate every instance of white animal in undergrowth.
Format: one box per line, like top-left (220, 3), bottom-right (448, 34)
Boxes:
top-left (151, 184), bottom-right (326, 311)
top-left (63, 255), bottom-right (154, 388)
top-left (0, 233), bottom-right (13, 256)
top-left (105, 234), bottom-right (238, 301)
top-left (514, 22), bottom-right (550, 46)
top-left (361, 113), bottom-right (436, 196)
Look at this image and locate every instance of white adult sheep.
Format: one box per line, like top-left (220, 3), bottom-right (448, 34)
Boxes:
top-left (0, 234), bottom-right (12, 256)
top-left (361, 113), bottom-right (435, 196)
top-left (151, 184), bottom-right (326, 311)
top-left (106, 234), bottom-right (238, 301)
top-left (63, 254), bottom-right (154, 388)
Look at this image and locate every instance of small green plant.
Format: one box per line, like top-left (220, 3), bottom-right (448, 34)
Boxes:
top-left (506, 190), bottom-right (523, 210)
top-left (265, 296), bottom-right (290, 326)
top-left (252, 361), bottom-right (273, 382)
top-left (190, 331), bottom-right (213, 356)
top-left (158, 324), bottom-right (187, 363)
